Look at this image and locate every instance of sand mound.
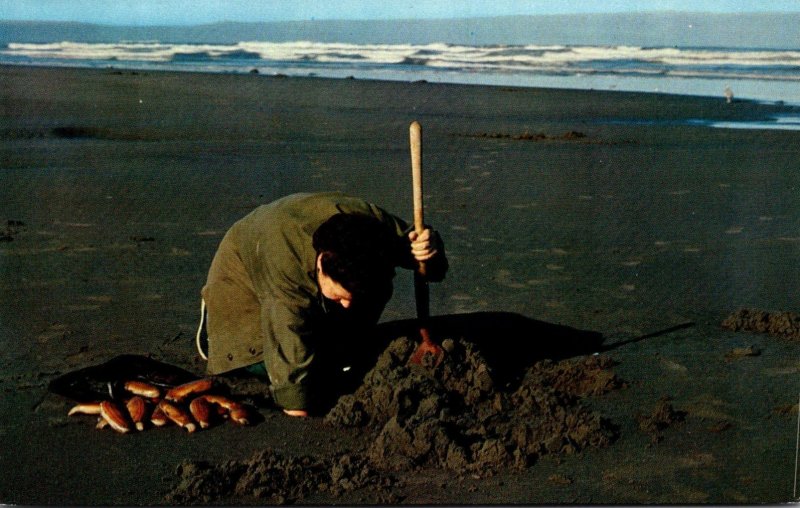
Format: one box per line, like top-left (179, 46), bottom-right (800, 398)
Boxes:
top-left (165, 336), bottom-right (624, 503)
top-left (722, 308), bottom-right (800, 341)
top-left (325, 336), bottom-right (623, 473)
top-left (636, 398), bottom-right (686, 443)
top-left (460, 130), bottom-right (587, 142)
top-left (165, 449), bottom-right (398, 505)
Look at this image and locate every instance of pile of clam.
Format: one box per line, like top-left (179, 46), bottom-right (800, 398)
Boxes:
top-left (66, 378), bottom-right (251, 434)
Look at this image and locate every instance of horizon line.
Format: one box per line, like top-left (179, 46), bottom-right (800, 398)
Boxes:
top-left (3, 10), bottom-right (800, 28)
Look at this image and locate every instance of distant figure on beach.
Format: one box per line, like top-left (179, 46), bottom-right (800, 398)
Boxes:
top-left (724, 86), bottom-right (734, 104)
top-left (195, 192), bottom-right (448, 417)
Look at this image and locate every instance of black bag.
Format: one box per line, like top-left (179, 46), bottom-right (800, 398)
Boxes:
top-left (48, 354), bottom-right (199, 402)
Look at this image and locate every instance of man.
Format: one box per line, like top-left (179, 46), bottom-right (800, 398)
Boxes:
top-left (195, 192), bottom-right (447, 416)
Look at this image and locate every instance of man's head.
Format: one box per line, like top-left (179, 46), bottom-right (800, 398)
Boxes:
top-left (312, 213), bottom-right (397, 307)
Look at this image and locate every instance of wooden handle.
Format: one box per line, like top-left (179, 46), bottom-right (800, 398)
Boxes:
top-left (409, 121), bottom-right (426, 277)
top-left (410, 121), bottom-right (424, 235)
top-left (409, 122), bottom-right (433, 347)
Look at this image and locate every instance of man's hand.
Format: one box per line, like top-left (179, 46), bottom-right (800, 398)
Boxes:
top-left (283, 409), bottom-right (308, 417)
top-left (408, 228), bottom-right (441, 262)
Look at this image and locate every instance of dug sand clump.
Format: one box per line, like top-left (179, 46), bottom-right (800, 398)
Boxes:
top-left (165, 448), bottom-right (397, 505)
top-left (722, 308), bottom-right (800, 341)
top-left (636, 398), bottom-right (687, 443)
top-left (325, 336), bottom-right (623, 473)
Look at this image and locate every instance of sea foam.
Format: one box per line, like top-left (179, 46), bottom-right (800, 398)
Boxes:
top-left (3, 40), bottom-right (800, 104)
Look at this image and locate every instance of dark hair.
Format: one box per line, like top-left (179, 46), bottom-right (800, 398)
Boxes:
top-left (312, 213), bottom-right (397, 298)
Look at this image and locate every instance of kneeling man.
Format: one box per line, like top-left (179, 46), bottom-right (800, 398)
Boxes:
top-left (196, 192), bottom-right (447, 416)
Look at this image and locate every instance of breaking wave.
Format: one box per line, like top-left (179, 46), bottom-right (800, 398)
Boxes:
top-left (4, 40), bottom-right (800, 104)
top-left (3, 40), bottom-right (800, 81)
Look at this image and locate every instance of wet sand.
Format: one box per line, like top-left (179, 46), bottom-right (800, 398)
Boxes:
top-left (1, 64), bottom-right (799, 504)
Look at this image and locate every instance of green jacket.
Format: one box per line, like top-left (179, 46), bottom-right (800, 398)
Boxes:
top-left (202, 192), bottom-right (447, 410)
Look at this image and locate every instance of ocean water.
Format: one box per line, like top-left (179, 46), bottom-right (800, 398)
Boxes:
top-left (3, 40), bottom-right (800, 102)
top-left (2, 15), bottom-right (800, 129)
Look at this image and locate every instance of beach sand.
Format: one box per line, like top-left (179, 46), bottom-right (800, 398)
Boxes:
top-left (1, 64), bottom-right (799, 504)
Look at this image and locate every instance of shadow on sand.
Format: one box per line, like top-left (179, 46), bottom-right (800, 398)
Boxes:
top-left (371, 313), bottom-right (695, 388)
top-left (372, 311), bottom-right (604, 387)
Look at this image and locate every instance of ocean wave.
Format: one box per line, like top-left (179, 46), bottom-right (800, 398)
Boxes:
top-left (169, 49), bottom-right (261, 62)
top-left (399, 56), bottom-right (430, 66)
top-left (3, 40), bottom-right (800, 82)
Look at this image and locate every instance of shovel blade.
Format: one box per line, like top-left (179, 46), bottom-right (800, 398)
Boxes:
top-left (408, 327), bottom-right (444, 366)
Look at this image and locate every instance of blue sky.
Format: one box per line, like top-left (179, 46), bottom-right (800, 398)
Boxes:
top-left (2, 0), bottom-right (799, 25)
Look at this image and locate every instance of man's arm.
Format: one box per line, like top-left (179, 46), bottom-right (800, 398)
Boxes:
top-left (261, 295), bottom-right (317, 414)
top-left (367, 203), bottom-right (448, 282)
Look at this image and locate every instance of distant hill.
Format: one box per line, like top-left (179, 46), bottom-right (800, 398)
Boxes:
top-left (2, 12), bottom-right (799, 48)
